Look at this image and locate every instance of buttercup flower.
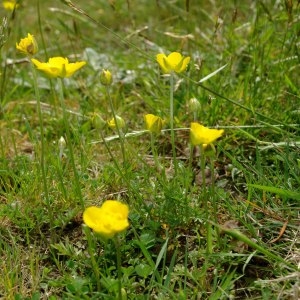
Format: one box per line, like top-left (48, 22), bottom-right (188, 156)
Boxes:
top-left (3, 0), bottom-right (19, 10)
top-left (108, 115), bottom-right (125, 130)
top-left (190, 122), bottom-right (224, 146)
top-left (31, 57), bottom-right (86, 78)
top-left (100, 69), bottom-right (112, 86)
top-left (156, 52), bottom-right (190, 74)
top-left (16, 33), bottom-right (38, 56)
top-left (144, 114), bottom-right (163, 134)
top-left (83, 200), bottom-right (129, 238)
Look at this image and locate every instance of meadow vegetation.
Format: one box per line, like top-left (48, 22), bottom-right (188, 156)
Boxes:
top-left (0, 0), bottom-right (299, 299)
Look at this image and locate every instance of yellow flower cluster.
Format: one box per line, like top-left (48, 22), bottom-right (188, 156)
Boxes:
top-left (83, 200), bottom-right (129, 238)
top-left (16, 33), bottom-right (86, 78)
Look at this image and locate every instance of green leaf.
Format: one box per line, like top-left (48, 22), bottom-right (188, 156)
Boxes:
top-left (248, 184), bottom-right (300, 201)
top-left (135, 263), bottom-right (153, 278)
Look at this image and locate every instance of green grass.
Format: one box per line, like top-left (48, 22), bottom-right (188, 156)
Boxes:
top-left (0, 0), bottom-right (299, 299)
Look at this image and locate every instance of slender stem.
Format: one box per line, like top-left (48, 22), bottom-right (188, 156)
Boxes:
top-left (99, 130), bottom-right (153, 217)
top-left (114, 236), bottom-right (122, 300)
top-left (57, 78), bottom-right (84, 208)
top-left (209, 151), bottom-right (220, 245)
top-left (150, 132), bottom-right (160, 171)
top-left (106, 86), bottom-right (126, 165)
top-left (200, 144), bottom-right (206, 188)
top-left (100, 130), bottom-right (125, 179)
top-left (30, 62), bottom-right (54, 236)
top-left (84, 227), bottom-right (101, 291)
top-left (188, 144), bottom-right (194, 174)
top-left (56, 157), bottom-right (68, 201)
top-left (169, 72), bottom-right (177, 174)
top-left (193, 111), bottom-right (197, 122)
top-left (199, 144), bottom-right (211, 254)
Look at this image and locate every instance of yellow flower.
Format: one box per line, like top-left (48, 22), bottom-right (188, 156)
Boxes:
top-left (83, 200), bottom-right (129, 238)
top-left (190, 122), bottom-right (224, 146)
top-left (16, 33), bottom-right (38, 56)
top-left (108, 115), bottom-right (125, 130)
top-left (156, 52), bottom-right (190, 74)
top-left (3, 0), bottom-right (19, 10)
top-left (31, 57), bottom-right (86, 78)
top-left (100, 69), bottom-right (112, 86)
top-left (144, 114), bottom-right (163, 134)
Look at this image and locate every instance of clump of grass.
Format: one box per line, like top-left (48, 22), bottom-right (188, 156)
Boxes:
top-left (0, 0), bottom-right (299, 299)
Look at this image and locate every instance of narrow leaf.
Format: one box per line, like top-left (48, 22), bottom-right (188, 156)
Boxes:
top-left (248, 184), bottom-right (300, 201)
top-left (199, 64), bottom-right (228, 83)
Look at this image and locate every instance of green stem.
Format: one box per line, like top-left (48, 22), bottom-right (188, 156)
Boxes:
top-left (106, 86), bottom-right (126, 166)
top-left (188, 144), bottom-right (194, 175)
top-left (30, 62), bottom-right (54, 236)
top-left (100, 130), bottom-right (125, 179)
top-left (169, 72), bottom-right (177, 174)
top-left (100, 130), bottom-right (153, 217)
top-left (193, 111), bottom-right (197, 122)
top-left (200, 144), bottom-right (206, 188)
top-left (209, 152), bottom-right (220, 245)
top-left (57, 78), bottom-right (84, 208)
top-left (199, 144), bottom-right (211, 254)
top-left (56, 157), bottom-right (68, 201)
top-left (84, 226), bottom-right (101, 290)
top-left (150, 132), bottom-right (160, 171)
top-left (114, 236), bottom-right (122, 300)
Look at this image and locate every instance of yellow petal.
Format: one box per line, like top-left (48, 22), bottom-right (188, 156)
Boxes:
top-left (31, 58), bottom-right (60, 77)
top-left (166, 52), bottom-right (183, 70)
top-left (31, 58), bottom-right (44, 69)
top-left (83, 206), bottom-right (103, 230)
top-left (65, 61), bottom-right (86, 77)
top-left (156, 54), bottom-right (169, 73)
top-left (48, 57), bottom-right (69, 65)
top-left (101, 200), bottom-right (129, 219)
top-left (176, 56), bottom-right (190, 73)
top-left (190, 122), bottom-right (224, 145)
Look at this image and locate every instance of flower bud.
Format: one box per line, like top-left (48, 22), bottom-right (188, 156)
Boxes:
top-left (188, 97), bottom-right (200, 113)
top-left (108, 115), bottom-right (125, 130)
top-left (58, 136), bottom-right (66, 150)
top-left (100, 69), bottom-right (112, 86)
top-left (58, 136), bottom-right (66, 159)
top-left (144, 114), bottom-right (163, 134)
top-left (16, 33), bottom-right (38, 56)
top-left (90, 112), bottom-right (106, 129)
